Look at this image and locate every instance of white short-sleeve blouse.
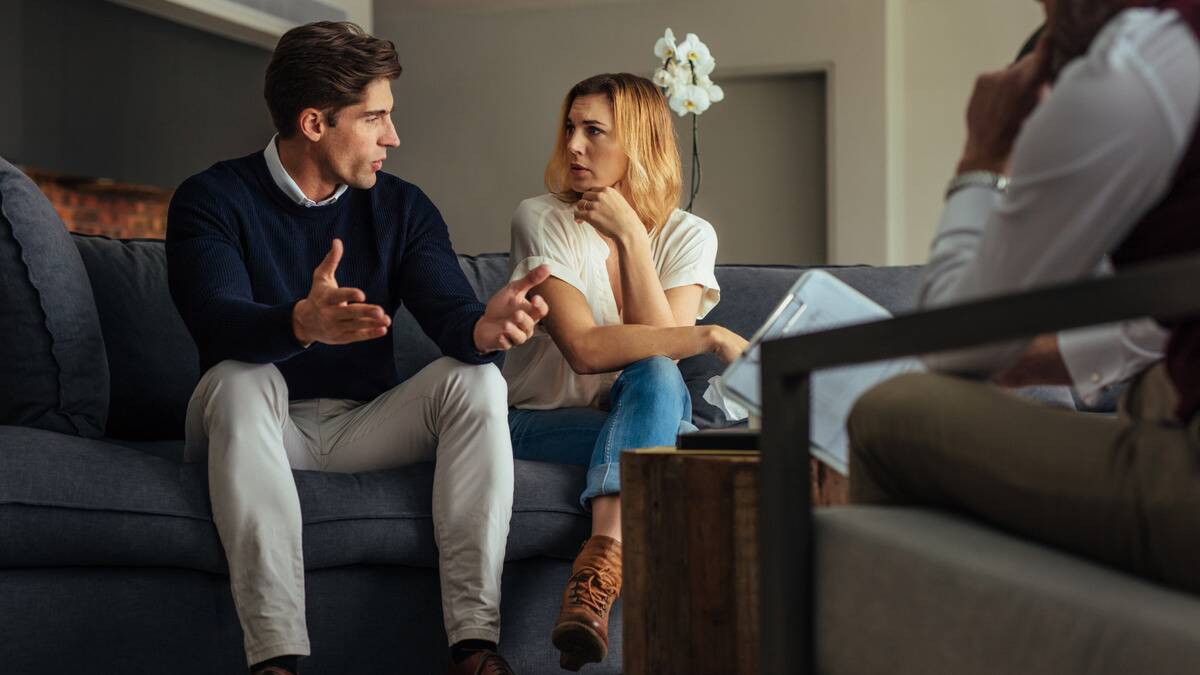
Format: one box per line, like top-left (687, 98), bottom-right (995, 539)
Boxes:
top-left (502, 193), bottom-right (720, 410)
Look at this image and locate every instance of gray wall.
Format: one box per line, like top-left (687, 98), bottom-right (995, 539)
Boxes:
top-left (0, 0), bottom-right (274, 189)
top-left (377, 1), bottom-right (839, 264)
top-left (387, 66), bottom-right (829, 264)
top-left (674, 74), bottom-right (826, 265)
top-left (0, 2), bottom-right (23, 162)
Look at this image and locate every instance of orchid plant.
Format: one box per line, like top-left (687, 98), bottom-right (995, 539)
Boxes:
top-left (653, 28), bottom-right (724, 210)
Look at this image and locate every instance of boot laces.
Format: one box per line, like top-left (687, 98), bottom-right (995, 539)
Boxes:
top-left (568, 566), bottom-right (617, 615)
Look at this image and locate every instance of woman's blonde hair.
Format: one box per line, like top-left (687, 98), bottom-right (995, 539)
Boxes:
top-left (545, 73), bottom-right (682, 231)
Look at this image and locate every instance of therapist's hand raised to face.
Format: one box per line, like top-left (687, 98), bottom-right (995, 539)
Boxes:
top-left (474, 264), bottom-right (552, 353)
top-left (292, 238), bottom-right (391, 346)
top-left (573, 186), bottom-right (646, 243)
top-left (958, 33), bottom-right (1052, 175)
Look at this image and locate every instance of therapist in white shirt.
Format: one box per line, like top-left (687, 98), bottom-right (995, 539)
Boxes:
top-left (848, 0), bottom-right (1200, 594)
top-left (980, 26), bottom-right (1166, 405)
top-left (501, 73), bottom-right (748, 671)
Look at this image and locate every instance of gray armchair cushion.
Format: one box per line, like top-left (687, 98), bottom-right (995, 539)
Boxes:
top-left (817, 506), bottom-right (1200, 675)
top-left (0, 157), bottom-right (108, 437)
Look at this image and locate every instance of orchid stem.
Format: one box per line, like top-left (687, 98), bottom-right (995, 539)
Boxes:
top-left (686, 113), bottom-right (701, 212)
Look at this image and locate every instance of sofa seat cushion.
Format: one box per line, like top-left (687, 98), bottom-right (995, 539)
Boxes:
top-left (816, 506), bottom-right (1200, 675)
top-left (0, 426), bottom-right (590, 573)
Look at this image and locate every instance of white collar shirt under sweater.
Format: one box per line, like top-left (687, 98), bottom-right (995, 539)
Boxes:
top-left (503, 193), bottom-right (721, 410)
top-left (263, 134), bottom-right (348, 207)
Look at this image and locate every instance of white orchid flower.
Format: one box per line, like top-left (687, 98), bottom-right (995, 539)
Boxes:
top-left (677, 33), bottom-right (712, 66)
top-left (669, 60), bottom-right (693, 88)
top-left (652, 29), bottom-right (723, 115)
top-left (652, 68), bottom-right (674, 89)
top-left (654, 28), bottom-right (677, 61)
top-left (692, 55), bottom-right (716, 78)
top-left (669, 84), bottom-right (711, 116)
top-left (694, 75), bottom-right (722, 102)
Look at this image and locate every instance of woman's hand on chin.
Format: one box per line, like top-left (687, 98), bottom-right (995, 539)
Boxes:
top-left (574, 186), bottom-right (645, 242)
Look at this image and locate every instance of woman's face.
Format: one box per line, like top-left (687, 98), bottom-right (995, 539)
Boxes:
top-left (564, 94), bottom-right (628, 193)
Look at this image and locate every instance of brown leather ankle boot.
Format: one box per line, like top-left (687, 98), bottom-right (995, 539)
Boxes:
top-left (552, 535), bottom-right (623, 671)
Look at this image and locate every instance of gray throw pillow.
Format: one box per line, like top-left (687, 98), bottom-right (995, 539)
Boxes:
top-left (0, 156), bottom-right (108, 437)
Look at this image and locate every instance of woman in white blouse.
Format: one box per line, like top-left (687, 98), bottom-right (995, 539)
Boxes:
top-left (501, 73), bottom-right (748, 670)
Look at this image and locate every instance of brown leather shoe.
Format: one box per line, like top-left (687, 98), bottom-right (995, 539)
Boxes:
top-left (551, 535), bottom-right (622, 671)
top-left (446, 649), bottom-right (516, 675)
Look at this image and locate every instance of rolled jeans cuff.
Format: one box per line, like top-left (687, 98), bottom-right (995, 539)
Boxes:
top-left (582, 459), bottom-right (622, 509)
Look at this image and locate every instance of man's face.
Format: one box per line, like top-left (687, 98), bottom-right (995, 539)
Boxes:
top-left (317, 78), bottom-right (400, 190)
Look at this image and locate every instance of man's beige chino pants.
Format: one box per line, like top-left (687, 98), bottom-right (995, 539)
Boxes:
top-left (185, 357), bottom-right (514, 665)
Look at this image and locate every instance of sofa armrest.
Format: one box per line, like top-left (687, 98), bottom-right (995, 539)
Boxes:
top-left (758, 252), bottom-right (1200, 675)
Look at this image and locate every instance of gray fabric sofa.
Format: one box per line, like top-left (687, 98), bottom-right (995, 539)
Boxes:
top-left (0, 200), bottom-right (931, 674)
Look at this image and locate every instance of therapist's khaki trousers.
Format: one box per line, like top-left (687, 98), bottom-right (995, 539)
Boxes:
top-left (184, 357), bottom-right (514, 666)
top-left (848, 363), bottom-right (1200, 594)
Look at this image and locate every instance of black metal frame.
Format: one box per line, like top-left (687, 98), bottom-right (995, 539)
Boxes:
top-left (758, 252), bottom-right (1200, 674)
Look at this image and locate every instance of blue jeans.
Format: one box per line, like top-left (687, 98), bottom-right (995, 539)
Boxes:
top-left (509, 356), bottom-right (697, 510)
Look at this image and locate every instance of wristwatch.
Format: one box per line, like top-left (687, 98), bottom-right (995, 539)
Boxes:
top-left (945, 171), bottom-right (1010, 201)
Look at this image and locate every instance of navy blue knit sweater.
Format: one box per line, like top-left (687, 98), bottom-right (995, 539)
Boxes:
top-left (166, 151), bottom-right (494, 403)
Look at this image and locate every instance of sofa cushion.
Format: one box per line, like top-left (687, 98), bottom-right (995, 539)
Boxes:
top-left (73, 235), bottom-right (200, 440)
top-left (457, 253), bottom-right (511, 302)
top-left (0, 157), bottom-right (108, 438)
top-left (0, 426), bottom-right (590, 573)
top-left (816, 507), bottom-right (1200, 674)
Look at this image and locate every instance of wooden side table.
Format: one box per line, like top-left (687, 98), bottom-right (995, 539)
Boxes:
top-left (621, 448), bottom-right (761, 675)
top-left (622, 448), bottom-right (847, 674)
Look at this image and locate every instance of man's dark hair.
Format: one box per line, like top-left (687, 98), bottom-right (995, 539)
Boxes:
top-left (264, 21), bottom-right (402, 138)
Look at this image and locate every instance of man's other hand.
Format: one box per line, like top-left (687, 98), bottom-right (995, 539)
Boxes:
top-left (473, 265), bottom-right (551, 353)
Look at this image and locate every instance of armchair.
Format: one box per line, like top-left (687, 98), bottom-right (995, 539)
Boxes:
top-left (759, 253), bottom-right (1200, 674)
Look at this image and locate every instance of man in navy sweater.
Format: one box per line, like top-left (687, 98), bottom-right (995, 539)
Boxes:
top-left (167, 21), bottom-right (546, 675)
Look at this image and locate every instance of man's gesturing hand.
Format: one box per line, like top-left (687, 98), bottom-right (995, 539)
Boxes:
top-left (473, 265), bottom-right (551, 353)
top-left (292, 238), bottom-right (391, 346)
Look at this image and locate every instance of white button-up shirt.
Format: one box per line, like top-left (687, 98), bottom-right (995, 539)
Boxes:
top-left (263, 134), bottom-right (348, 207)
top-left (919, 7), bottom-right (1200, 404)
top-left (502, 194), bottom-right (721, 410)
